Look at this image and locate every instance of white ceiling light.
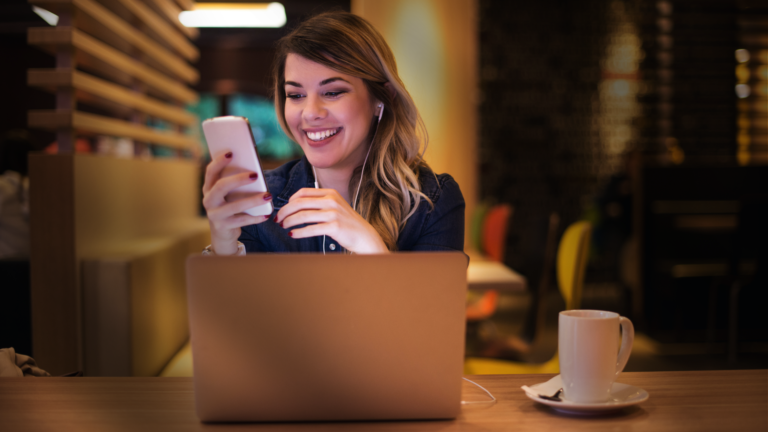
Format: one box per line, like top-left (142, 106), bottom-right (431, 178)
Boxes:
top-left (179, 2), bottom-right (286, 28)
top-left (32, 6), bottom-right (58, 26)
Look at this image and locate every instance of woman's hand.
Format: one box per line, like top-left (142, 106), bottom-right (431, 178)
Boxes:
top-left (276, 188), bottom-right (389, 254)
top-left (202, 152), bottom-right (272, 255)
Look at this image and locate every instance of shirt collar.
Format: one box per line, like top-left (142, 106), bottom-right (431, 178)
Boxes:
top-left (275, 155), bottom-right (315, 206)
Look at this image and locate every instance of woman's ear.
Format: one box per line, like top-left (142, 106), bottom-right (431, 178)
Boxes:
top-left (372, 102), bottom-right (384, 122)
top-left (373, 83), bottom-right (395, 118)
top-left (374, 83), bottom-right (396, 117)
top-left (384, 82), bottom-right (396, 100)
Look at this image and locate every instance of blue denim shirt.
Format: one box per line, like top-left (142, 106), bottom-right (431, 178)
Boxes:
top-left (239, 156), bottom-right (465, 253)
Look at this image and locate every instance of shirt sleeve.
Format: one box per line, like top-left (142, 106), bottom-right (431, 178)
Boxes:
top-left (239, 224), bottom-right (266, 253)
top-left (409, 175), bottom-right (466, 253)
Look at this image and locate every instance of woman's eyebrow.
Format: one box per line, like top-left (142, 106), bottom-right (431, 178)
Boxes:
top-left (320, 77), bottom-right (350, 86)
top-left (284, 77), bottom-right (351, 88)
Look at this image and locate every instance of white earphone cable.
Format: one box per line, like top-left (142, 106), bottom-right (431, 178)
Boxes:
top-left (352, 103), bottom-right (383, 212)
top-left (311, 165), bottom-right (325, 255)
top-left (460, 377), bottom-right (497, 405)
top-left (312, 104), bottom-right (384, 255)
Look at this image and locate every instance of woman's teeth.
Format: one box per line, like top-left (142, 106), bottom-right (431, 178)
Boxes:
top-left (306, 128), bottom-right (339, 141)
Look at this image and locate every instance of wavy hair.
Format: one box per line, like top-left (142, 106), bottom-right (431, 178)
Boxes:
top-left (272, 11), bottom-right (432, 251)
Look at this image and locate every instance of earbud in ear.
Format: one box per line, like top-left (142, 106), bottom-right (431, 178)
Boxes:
top-left (377, 104), bottom-right (384, 123)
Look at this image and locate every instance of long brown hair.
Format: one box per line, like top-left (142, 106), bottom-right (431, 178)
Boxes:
top-left (273, 11), bottom-right (431, 250)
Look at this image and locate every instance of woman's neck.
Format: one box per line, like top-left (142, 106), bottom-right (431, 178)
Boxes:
top-left (314, 166), bottom-right (355, 203)
top-left (311, 140), bottom-right (373, 204)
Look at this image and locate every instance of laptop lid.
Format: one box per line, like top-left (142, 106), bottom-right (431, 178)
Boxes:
top-left (186, 252), bottom-right (467, 422)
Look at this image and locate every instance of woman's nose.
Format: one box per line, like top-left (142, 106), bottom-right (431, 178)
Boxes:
top-left (303, 95), bottom-right (327, 121)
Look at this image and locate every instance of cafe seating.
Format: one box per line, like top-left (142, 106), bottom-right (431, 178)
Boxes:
top-left (465, 203), bottom-right (513, 321)
top-left (23, 0), bottom-right (204, 377)
top-left (464, 220), bottom-right (592, 374)
top-left (722, 196), bottom-right (768, 362)
top-left (641, 167), bottom-right (768, 352)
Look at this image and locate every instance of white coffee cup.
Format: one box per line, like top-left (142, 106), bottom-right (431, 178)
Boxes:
top-left (558, 310), bottom-right (634, 403)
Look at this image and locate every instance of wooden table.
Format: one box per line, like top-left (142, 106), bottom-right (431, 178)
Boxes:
top-left (466, 249), bottom-right (527, 292)
top-left (1, 370), bottom-right (765, 431)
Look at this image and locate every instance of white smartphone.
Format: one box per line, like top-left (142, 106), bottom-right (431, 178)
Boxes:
top-left (202, 116), bottom-right (274, 217)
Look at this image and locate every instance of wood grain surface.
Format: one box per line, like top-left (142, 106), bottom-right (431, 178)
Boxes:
top-left (30, 0), bottom-right (198, 82)
top-left (28, 110), bottom-right (198, 149)
top-left (0, 370), bottom-right (765, 431)
top-left (28, 155), bottom-right (79, 376)
top-left (28, 27), bottom-right (197, 103)
top-left (28, 69), bottom-right (197, 125)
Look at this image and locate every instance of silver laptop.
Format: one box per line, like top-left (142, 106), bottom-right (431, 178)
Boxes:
top-left (186, 252), bottom-right (467, 422)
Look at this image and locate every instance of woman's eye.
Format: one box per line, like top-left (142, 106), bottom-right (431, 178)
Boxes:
top-left (286, 93), bottom-right (304, 100)
top-left (324, 91), bottom-right (346, 98)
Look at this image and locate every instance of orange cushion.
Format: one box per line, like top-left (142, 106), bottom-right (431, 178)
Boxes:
top-left (482, 204), bottom-right (512, 262)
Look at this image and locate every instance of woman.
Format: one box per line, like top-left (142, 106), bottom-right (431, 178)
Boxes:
top-left (203, 12), bottom-right (464, 255)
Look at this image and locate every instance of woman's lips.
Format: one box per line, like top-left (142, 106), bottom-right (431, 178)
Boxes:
top-left (303, 127), bottom-right (343, 147)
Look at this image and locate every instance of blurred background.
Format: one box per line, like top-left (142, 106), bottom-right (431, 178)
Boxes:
top-left (0, 0), bottom-right (765, 376)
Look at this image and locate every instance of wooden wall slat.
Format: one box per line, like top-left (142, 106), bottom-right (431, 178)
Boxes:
top-left (28, 69), bottom-right (197, 126)
top-left (29, 110), bottom-right (198, 149)
top-left (30, 0), bottom-right (198, 83)
top-left (103, 0), bottom-right (199, 61)
top-left (144, 0), bottom-right (198, 40)
top-left (28, 27), bottom-right (198, 104)
top-left (172, 0), bottom-right (194, 12)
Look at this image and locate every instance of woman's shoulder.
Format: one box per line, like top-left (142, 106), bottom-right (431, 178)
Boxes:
top-left (395, 164), bottom-right (465, 252)
top-left (416, 164), bottom-right (463, 203)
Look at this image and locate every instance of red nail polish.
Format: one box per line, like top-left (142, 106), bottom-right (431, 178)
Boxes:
top-left (249, 173), bottom-right (258, 180)
top-left (225, 152), bottom-right (232, 158)
top-left (263, 215), bottom-right (270, 219)
top-left (263, 192), bottom-right (272, 201)
top-left (273, 215), bottom-right (278, 223)
top-left (288, 231), bottom-right (293, 237)
top-left (280, 221), bottom-right (284, 228)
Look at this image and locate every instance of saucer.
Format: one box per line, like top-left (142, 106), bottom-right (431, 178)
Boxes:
top-left (525, 381), bottom-right (649, 415)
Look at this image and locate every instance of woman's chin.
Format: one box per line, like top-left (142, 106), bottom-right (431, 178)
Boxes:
top-left (302, 146), bottom-right (347, 170)
top-left (304, 153), bottom-right (335, 170)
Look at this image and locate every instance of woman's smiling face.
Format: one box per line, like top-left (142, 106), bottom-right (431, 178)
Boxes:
top-left (283, 54), bottom-right (379, 172)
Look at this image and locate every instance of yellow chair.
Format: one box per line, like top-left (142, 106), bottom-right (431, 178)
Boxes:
top-left (464, 221), bottom-right (592, 374)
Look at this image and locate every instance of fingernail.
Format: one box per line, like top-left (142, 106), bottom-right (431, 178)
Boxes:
top-left (263, 192), bottom-right (272, 201)
top-left (273, 215), bottom-right (278, 223)
top-left (280, 221), bottom-right (284, 228)
top-left (249, 173), bottom-right (258, 180)
top-left (288, 231), bottom-right (293, 237)
top-left (263, 215), bottom-right (270, 219)
top-left (225, 152), bottom-right (232, 158)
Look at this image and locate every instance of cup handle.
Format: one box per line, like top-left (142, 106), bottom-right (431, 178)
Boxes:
top-left (615, 316), bottom-right (634, 377)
